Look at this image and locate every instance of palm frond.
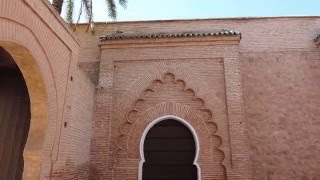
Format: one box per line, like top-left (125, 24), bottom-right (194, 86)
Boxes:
top-left (52, 0), bottom-right (64, 14)
top-left (65, 0), bottom-right (74, 24)
top-left (119, 0), bottom-right (127, 8)
top-left (105, 0), bottom-right (117, 19)
top-left (72, 1), bottom-right (83, 31)
top-left (81, 0), bottom-right (95, 34)
top-left (66, 0), bottom-right (129, 33)
top-left (81, 0), bottom-right (92, 21)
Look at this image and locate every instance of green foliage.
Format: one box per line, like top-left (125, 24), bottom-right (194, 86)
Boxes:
top-left (65, 0), bottom-right (74, 24)
top-left (60, 0), bottom-right (127, 33)
top-left (106, 0), bottom-right (116, 20)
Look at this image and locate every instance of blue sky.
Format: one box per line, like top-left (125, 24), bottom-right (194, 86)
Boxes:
top-left (61, 0), bottom-right (320, 22)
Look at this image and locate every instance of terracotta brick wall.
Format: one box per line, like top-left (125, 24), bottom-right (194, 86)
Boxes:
top-left (53, 69), bottom-right (95, 179)
top-left (76, 17), bottom-right (320, 179)
top-left (90, 33), bottom-right (250, 179)
top-left (1, 0), bottom-right (95, 179)
top-left (76, 17), bottom-right (320, 63)
top-left (75, 28), bottom-right (101, 85)
top-left (240, 51), bottom-right (320, 179)
top-left (109, 60), bottom-right (229, 180)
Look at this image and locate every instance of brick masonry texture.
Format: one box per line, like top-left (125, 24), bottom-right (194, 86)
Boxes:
top-left (110, 61), bottom-right (228, 179)
top-left (240, 51), bottom-right (320, 179)
top-left (1, 0), bottom-right (320, 179)
top-left (1, 0), bottom-right (95, 179)
top-left (92, 33), bottom-right (250, 179)
top-left (76, 17), bottom-right (320, 179)
top-left (52, 69), bottom-right (95, 179)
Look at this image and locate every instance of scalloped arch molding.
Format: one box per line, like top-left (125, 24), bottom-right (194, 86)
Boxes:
top-left (112, 72), bottom-right (227, 179)
top-left (95, 40), bottom-right (251, 179)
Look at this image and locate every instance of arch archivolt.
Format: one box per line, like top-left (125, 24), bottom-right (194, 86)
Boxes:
top-left (0, 17), bottom-right (58, 179)
top-left (112, 72), bottom-right (228, 178)
top-left (128, 103), bottom-right (218, 160)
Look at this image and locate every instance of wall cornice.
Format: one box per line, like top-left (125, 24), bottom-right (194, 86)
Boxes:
top-left (99, 30), bottom-right (241, 47)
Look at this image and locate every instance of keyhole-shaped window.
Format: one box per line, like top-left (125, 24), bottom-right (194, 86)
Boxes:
top-left (142, 119), bottom-right (197, 180)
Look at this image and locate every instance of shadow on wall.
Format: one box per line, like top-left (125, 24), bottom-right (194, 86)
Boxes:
top-left (0, 47), bottom-right (31, 179)
top-left (51, 161), bottom-right (92, 179)
top-left (0, 42), bottom-right (48, 179)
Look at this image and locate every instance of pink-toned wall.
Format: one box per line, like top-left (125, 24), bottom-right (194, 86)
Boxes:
top-left (240, 51), bottom-right (320, 179)
top-left (0, 0), bottom-right (95, 179)
top-left (1, 0), bottom-right (319, 178)
top-left (53, 68), bottom-right (95, 179)
top-left (76, 17), bottom-right (320, 179)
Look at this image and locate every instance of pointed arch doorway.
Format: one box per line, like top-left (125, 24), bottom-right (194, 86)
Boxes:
top-left (0, 42), bottom-right (48, 179)
top-left (139, 116), bottom-right (200, 180)
top-left (0, 46), bottom-right (30, 179)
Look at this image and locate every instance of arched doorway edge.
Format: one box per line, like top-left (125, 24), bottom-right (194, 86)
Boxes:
top-left (138, 115), bottom-right (201, 180)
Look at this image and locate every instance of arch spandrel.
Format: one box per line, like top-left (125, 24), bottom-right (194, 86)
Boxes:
top-left (111, 61), bottom-right (231, 161)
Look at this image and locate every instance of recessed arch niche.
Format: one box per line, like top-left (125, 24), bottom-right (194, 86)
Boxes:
top-left (111, 72), bottom-right (227, 179)
top-left (0, 46), bottom-right (31, 179)
top-left (0, 42), bottom-right (48, 179)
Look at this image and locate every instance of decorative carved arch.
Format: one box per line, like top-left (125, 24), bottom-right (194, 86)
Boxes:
top-left (112, 73), bottom-right (226, 178)
top-left (121, 60), bottom-right (224, 110)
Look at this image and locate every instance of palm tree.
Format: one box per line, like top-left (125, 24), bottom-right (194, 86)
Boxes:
top-left (51, 0), bottom-right (127, 33)
top-left (52, 0), bottom-right (64, 14)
